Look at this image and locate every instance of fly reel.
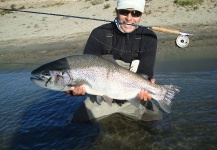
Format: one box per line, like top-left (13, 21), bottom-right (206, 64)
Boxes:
top-left (150, 26), bottom-right (192, 48)
top-left (175, 35), bottom-right (190, 48)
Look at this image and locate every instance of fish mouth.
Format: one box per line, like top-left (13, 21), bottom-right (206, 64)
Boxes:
top-left (30, 75), bottom-right (43, 82)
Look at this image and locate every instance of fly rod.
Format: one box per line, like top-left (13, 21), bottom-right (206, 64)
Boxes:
top-left (0, 8), bottom-right (193, 48)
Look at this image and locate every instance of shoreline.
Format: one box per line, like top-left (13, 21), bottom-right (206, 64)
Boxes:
top-left (0, 22), bottom-right (216, 69)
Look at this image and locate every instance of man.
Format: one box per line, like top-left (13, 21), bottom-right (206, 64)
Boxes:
top-left (67, 0), bottom-right (162, 122)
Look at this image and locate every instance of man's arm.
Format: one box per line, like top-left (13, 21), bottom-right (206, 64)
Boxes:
top-left (83, 28), bottom-right (105, 55)
top-left (137, 30), bottom-right (157, 79)
top-left (67, 81), bottom-right (155, 101)
top-left (137, 78), bottom-right (155, 101)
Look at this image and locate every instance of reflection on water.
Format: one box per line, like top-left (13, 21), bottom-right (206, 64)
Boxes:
top-left (0, 62), bottom-right (217, 149)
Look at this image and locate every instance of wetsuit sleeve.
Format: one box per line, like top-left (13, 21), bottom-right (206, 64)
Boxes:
top-left (137, 33), bottom-right (157, 80)
top-left (83, 28), bottom-right (105, 55)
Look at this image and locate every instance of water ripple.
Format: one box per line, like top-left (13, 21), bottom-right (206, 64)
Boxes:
top-left (0, 70), bottom-right (217, 149)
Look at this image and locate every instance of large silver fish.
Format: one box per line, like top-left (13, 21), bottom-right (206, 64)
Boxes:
top-left (30, 55), bottom-right (180, 113)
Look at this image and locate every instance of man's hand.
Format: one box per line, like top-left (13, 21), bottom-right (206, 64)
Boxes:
top-left (66, 78), bottom-right (156, 101)
top-left (137, 78), bottom-right (156, 101)
top-left (65, 85), bottom-right (86, 96)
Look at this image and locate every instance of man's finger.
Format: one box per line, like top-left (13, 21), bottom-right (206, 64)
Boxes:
top-left (150, 78), bottom-right (156, 84)
top-left (143, 90), bottom-right (149, 101)
top-left (147, 93), bottom-right (152, 100)
top-left (81, 86), bottom-right (86, 95)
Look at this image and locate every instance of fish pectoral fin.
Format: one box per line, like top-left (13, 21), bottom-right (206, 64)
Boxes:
top-left (96, 96), bottom-right (104, 105)
top-left (102, 95), bottom-right (113, 106)
top-left (88, 95), bottom-right (104, 105)
top-left (128, 98), bottom-right (141, 108)
top-left (67, 83), bottom-right (78, 88)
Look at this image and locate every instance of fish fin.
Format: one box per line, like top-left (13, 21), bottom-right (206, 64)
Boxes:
top-left (103, 95), bottom-right (113, 106)
top-left (96, 96), bottom-right (103, 105)
top-left (100, 55), bottom-right (118, 65)
top-left (88, 95), bottom-right (104, 105)
top-left (157, 85), bottom-right (180, 113)
top-left (141, 101), bottom-right (154, 111)
top-left (128, 98), bottom-right (141, 108)
top-left (141, 103), bottom-right (163, 121)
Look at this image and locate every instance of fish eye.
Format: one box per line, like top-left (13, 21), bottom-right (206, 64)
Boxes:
top-left (62, 71), bottom-right (67, 76)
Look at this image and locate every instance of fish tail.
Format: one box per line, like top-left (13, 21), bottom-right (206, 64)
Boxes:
top-left (157, 85), bottom-right (180, 113)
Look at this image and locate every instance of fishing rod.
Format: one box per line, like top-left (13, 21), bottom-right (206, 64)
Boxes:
top-left (0, 8), bottom-right (193, 48)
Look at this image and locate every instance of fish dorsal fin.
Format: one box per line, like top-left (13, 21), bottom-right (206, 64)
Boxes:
top-left (103, 95), bottom-right (113, 106)
top-left (100, 55), bottom-right (118, 65)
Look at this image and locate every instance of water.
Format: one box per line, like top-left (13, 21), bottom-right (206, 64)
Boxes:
top-left (0, 57), bottom-right (217, 149)
top-left (0, 70), bottom-right (104, 149)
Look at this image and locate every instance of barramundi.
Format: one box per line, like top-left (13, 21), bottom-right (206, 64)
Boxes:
top-left (30, 55), bottom-right (180, 113)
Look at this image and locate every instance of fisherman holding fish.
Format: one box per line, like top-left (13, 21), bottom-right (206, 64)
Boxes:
top-left (66, 0), bottom-right (162, 121)
top-left (30, 0), bottom-right (180, 124)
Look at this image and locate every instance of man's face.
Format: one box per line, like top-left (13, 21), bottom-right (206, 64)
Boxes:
top-left (116, 8), bottom-right (143, 33)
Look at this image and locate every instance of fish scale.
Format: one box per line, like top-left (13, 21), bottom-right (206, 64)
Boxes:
top-left (31, 55), bottom-right (180, 113)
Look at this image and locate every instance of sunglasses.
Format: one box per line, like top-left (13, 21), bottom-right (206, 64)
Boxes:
top-left (118, 9), bottom-right (142, 17)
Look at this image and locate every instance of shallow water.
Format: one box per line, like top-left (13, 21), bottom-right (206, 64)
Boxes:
top-left (0, 53), bottom-right (217, 149)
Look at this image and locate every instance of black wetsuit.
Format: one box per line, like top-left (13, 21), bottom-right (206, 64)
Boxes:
top-left (83, 23), bottom-right (157, 79)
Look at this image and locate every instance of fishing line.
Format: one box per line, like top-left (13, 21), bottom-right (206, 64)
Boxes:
top-left (0, 8), bottom-right (188, 33)
top-left (0, 8), bottom-right (193, 48)
top-left (0, 8), bottom-right (117, 25)
top-left (0, 7), bottom-right (192, 72)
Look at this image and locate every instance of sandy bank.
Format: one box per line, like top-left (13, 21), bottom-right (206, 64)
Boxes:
top-left (1, 0), bottom-right (217, 41)
top-left (0, 0), bottom-right (217, 68)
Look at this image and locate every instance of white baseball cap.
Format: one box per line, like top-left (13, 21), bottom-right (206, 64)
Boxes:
top-left (117, 0), bottom-right (146, 13)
